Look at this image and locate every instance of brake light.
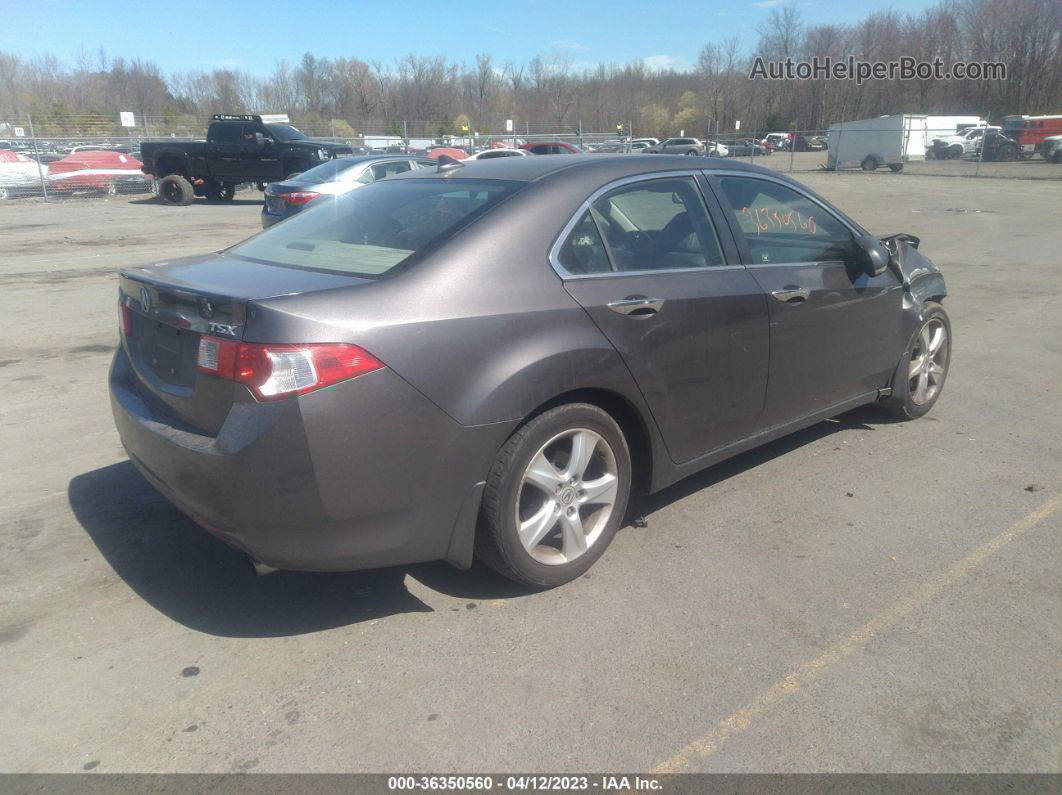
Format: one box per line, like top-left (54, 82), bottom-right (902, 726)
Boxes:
top-left (196, 337), bottom-right (383, 400)
top-left (119, 301), bottom-right (132, 336)
top-left (282, 191), bottom-right (320, 207)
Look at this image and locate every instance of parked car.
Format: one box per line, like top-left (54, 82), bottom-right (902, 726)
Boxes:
top-left (644, 137), bottom-right (704, 155)
top-left (975, 131), bottom-right (1021, 161)
top-left (111, 155), bottom-right (950, 588)
top-left (1043, 134), bottom-right (1062, 163)
top-left (930, 126), bottom-right (1000, 159)
top-left (763, 133), bottom-right (792, 151)
top-left (807, 135), bottom-right (829, 151)
top-left (0, 150), bottom-right (47, 199)
top-left (705, 141), bottom-right (729, 157)
top-left (262, 154), bottom-right (434, 228)
top-left (521, 141), bottom-right (582, 154)
top-left (726, 139), bottom-right (770, 157)
top-left (464, 148), bottom-right (531, 160)
top-left (630, 138), bottom-right (659, 147)
top-left (140, 114), bottom-right (354, 206)
top-left (47, 150), bottom-right (152, 196)
top-left (630, 141), bottom-right (654, 152)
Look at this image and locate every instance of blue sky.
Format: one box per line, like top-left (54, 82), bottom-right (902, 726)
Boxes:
top-left (2, 0), bottom-right (931, 75)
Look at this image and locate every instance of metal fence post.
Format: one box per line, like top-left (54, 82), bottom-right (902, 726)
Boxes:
top-left (974, 115), bottom-right (986, 178)
top-left (789, 126), bottom-right (796, 172)
top-left (27, 114), bottom-right (48, 202)
top-left (750, 130), bottom-right (757, 162)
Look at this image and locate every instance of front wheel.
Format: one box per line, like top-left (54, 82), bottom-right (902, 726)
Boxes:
top-left (157, 174), bottom-right (194, 206)
top-left (685, 149), bottom-right (699, 156)
top-left (881, 302), bottom-right (951, 420)
top-left (476, 404), bottom-right (632, 588)
top-left (861, 156), bottom-right (879, 171)
top-left (997, 144), bottom-right (1017, 162)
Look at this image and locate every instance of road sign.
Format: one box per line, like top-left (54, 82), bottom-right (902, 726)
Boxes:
top-left (505, 119), bottom-right (514, 132)
top-left (120, 111), bottom-right (135, 127)
top-left (735, 120), bottom-right (741, 130)
top-left (13, 127), bottom-right (25, 137)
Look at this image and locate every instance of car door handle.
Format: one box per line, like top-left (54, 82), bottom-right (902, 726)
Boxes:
top-left (607, 297), bottom-right (664, 316)
top-left (771, 287), bottom-right (811, 304)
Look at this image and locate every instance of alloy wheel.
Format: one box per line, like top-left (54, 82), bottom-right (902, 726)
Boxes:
top-left (908, 318), bottom-right (948, 405)
top-left (515, 428), bottom-right (619, 565)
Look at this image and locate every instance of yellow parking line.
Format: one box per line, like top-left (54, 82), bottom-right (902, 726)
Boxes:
top-left (652, 496), bottom-right (1061, 774)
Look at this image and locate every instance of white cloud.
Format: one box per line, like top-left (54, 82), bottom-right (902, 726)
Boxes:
top-left (552, 39), bottom-right (590, 51)
top-left (752, 0), bottom-right (793, 7)
top-left (642, 54), bottom-right (683, 72)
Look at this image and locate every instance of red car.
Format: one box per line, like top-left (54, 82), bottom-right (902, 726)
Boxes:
top-left (520, 141), bottom-right (582, 155)
top-left (47, 150), bottom-right (153, 196)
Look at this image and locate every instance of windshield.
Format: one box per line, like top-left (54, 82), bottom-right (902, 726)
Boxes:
top-left (287, 158), bottom-right (366, 185)
top-left (266, 123), bottom-right (308, 142)
top-left (230, 178), bottom-right (523, 278)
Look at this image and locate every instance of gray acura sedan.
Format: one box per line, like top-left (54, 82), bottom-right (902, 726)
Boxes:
top-left (111, 155), bottom-right (950, 588)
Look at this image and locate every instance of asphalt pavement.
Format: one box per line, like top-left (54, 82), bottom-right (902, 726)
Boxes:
top-left (0, 174), bottom-right (1059, 773)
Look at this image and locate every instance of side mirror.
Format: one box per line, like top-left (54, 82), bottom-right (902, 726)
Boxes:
top-left (857, 234), bottom-right (890, 276)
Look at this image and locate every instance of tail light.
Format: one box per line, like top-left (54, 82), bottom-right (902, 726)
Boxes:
top-left (196, 337), bottom-right (383, 400)
top-left (119, 300), bottom-right (133, 336)
top-left (282, 191), bottom-right (320, 207)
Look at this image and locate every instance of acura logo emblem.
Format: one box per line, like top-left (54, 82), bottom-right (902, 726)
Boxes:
top-left (139, 286), bottom-right (151, 313)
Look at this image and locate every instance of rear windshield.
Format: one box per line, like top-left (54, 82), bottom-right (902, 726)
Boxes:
top-left (230, 178), bottom-right (522, 278)
top-left (287, 158), bottom-right (366, 184)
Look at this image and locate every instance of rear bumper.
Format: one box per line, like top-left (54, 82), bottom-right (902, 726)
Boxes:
top-left (110, 347), bottom-right (513, 572)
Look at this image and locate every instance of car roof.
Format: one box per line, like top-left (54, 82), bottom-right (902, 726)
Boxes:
top-left (386, 153), bottom-right (780, 184)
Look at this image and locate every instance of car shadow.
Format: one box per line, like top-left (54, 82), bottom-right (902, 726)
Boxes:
top-left (629, 405), bottom-right (886, 516)
top-left (70, 406), bottom-right (886, 638)
top-left (127, 197), bottom-right (264, 207)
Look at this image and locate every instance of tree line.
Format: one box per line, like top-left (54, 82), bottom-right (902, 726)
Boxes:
top-left (1, 0), bottom-right (1059, 139)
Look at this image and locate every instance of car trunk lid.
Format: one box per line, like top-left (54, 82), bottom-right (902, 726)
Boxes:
top-left (119, 253), bottom-right (370, 434)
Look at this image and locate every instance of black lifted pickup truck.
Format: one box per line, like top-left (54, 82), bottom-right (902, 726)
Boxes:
top-left (140, 114), bottom-right (353, 205)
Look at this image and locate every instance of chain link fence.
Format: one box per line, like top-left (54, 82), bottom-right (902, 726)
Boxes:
top-left (1, 113), bottom-right (1059, 202)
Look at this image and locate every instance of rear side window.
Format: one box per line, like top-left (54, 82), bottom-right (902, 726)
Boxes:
top-left (557, 212), bottom-right (610, 274)
top-left (370, 161), bottom-right (413, 180)
top-left (211, 124), bottom-right (241, 144)
top-left (588, 177), bottom-right (725, 271)
top-left (230, 179), bottom-right (522, 278)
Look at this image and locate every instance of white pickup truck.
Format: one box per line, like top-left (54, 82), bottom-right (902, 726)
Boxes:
top-left (930, 126), bottom-right (999, 158)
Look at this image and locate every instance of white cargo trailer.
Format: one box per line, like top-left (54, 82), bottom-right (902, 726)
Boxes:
top-left (826, 114), bottom-right (928, 172)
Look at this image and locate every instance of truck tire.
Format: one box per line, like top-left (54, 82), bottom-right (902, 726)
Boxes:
top-left (158, 175), bottom-right (194, 206)
top-left (947, 145), bottom-right (963, 159)
top-left (888, 163), bottom-right (903, 173)
top-left (861, 156), bottom-right (879, 171)
top-left (997, 144), bottom-right (1017, 162)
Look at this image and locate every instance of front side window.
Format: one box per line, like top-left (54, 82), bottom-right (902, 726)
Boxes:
top-left (583, 176), bottom-right (725, 272)
top-left (716, 176), bottom-right (858, 265)
top-left (230, 178), bottom-right (522, 277)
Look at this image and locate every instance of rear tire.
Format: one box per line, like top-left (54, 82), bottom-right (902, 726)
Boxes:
top-left (685, 149), bottom-right (699, 156)
top-left (888, 163), bottom-right (903, 173)
top-left (997, 144), bottom-right (1017, 162)
top-left (0, 186), bottom-right (9, 200)
top-left (880, 302), bottom-right (951, 420)
top-left (861, 156), bottom-right (879, 171)
top-left (476, 403), bottom-right (632, 588)
top-left (157, 174), bottom-right (194, 206)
